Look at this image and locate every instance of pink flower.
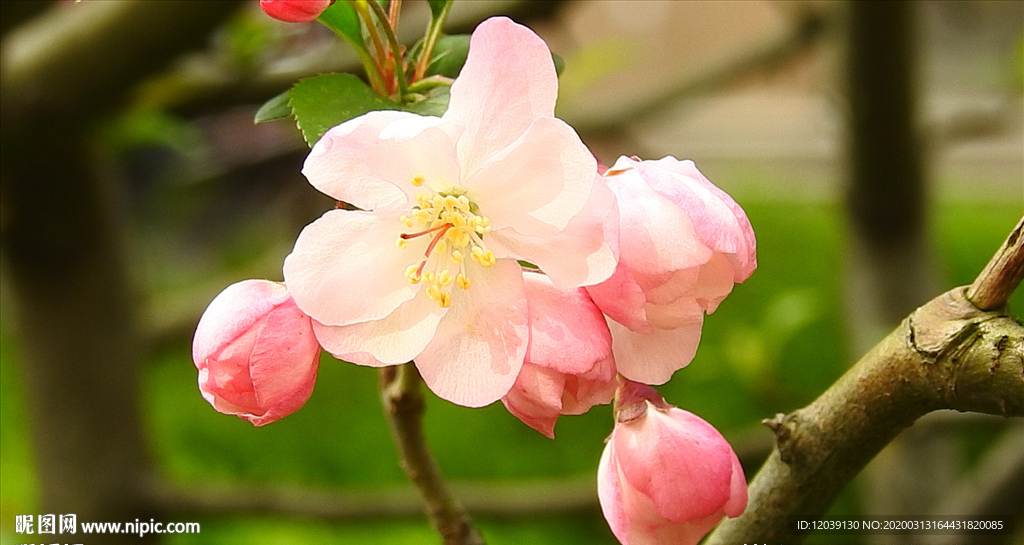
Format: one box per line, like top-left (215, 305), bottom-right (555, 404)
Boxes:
top-left (598, 382), bottom-right (747, 545)
top-left (259, 0), bottom-right (331, 23)
top-left (587, 156), bottom-right (756, 384)
top-left (283, 17), bottom-right (616, 407)
top-left (501, 272), bottom-right (617, 438)
top-left (192, 280), bottom-right (320, 426)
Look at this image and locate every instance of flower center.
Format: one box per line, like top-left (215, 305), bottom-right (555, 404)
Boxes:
top-left (396, 175), bottom-right (494, 308)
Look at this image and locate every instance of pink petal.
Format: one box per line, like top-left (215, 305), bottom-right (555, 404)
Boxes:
top-left (501, 363), bottom-right (566, 439)
top-left (585, 263), bottom-right (652, 332)
top-left (488, 175), bottom-right (618, 288)
top-left (605, 162), bottom-right (713, 274)
top-left (311, 290), bottom-right (446, 365)
top-left (443, 17), bottom-right (558, 175)
top-left (522, 273), bottom-right (611, 375)
top-left (303, 111), bottom-right (457, 211)
top-left (193, 280), bottom-right (320, 426)
top-left (192, 279), bottom-right (291, 365)
top-left (283, 210), bottom-right (418, 326)
top-left (466, 116), bottom-right (596, 236)
top-left (559, 352), bottom-right (617, 415)
top-left (597, 441), bottom-right (632, 542)
top-left (635, 157), bottom-right (757, 282)
top-left (415, 259), bottom-right (528, 407)
top-left (614, 407), bottom-right (740, 523)
top-left (608, 319), bottom-right (702, 385)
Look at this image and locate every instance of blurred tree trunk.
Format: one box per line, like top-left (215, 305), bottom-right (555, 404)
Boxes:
top-left (842, 0), bottom-right (949, 529)
top-left (1, 2), bottom-right (240, 541)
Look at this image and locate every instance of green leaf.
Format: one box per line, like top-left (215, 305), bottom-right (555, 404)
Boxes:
top-left (289, 73), bottom-right (400, 146)
top-left (426, 0), bottom-right (453, 19)
top-left (427, 34), bottom-right (470, 78)
top-left (254, 90), bottom-right (292, 124)
top-left (317, 1), bottom-right (365, 52)
top-left (404, 87), bottom-right (450, 117)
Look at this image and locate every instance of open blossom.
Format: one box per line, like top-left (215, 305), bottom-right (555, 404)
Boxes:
top-left (192, 280), bottom-right (321, 426)
top-left (259, 0), bottom-right (332, 23)
top-left (598, 382), bottom-right (747, 545)
top-left (501, 272), bottom-right (617, 438)
top-left (283, 17), bottom-right (616, 407)
top-left (587, 156), bottom-right (756, 385)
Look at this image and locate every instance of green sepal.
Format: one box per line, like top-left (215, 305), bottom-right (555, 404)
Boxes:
top-left (289, 73), bottom-right (400, 147)
top-left (404, 87), bottom-right (450, 117)
top-left (426, 34), bottom-right (470, 78)
top-left (254, 90), bottom-right (292, 124)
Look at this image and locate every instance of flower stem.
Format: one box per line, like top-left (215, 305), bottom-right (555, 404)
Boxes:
top-left (413, 0), bottom-right (453, 82)
top-left (366, 0), bottom-right (408, 100)
top-left (379, 364), bottom-right (485, 545)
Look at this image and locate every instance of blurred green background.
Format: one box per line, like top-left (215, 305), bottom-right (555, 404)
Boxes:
top-left (1, 1), bottom-right (1021, 544)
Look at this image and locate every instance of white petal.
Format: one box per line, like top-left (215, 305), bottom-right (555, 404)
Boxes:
top-left (283, 210), bottom-right (418, 326)
top-left (465, 117), bottom-right (596, 236)
top-left (443, 17), bottom-right (558, 175)
top-left (415, 259), bottom-right (529, 407)
top-left (311, 291), bottom-right (445, 365)
top-left (487, 175), bottom-right (617, 288)
top-left (303, 112), bottom-right (459, 210)
top-left (609, 319), bottom-right (703, 385)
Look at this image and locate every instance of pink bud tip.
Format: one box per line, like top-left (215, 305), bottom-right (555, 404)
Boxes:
top-left (597, 400), bottom-right (747, 545)
top-left (192, 280), bottom-right (321, 426)
top-left (259, 0), bottom-right (332, 23)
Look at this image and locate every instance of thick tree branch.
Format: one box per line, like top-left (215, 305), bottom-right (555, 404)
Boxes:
top-left (380, 364), bottom-right (486, 545)
top-left (706, 280), bottom-right (1024, 544)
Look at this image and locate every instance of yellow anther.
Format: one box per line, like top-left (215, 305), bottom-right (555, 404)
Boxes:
top-left (438, 269), bottom-right (454, 287)
top-left (426, 284), bottom-right (441, 301)
top-left (399, 189), bottom-right (496, 301)
top-left (405, 264), bottom-right (422, 284)
top-left (395, 237), bottom-right (409, 250)
top-left (476, 249), bottom-right (496, 267)
top-left (411, 174), bottom-right (425, 187)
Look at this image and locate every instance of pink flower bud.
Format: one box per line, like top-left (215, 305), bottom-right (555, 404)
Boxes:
top-left (598, 383), bottom-right (747, 545)
top-left (587, 156), bottom-right (756, 385)
top-left (501, 272), bottom-right (617, 438)
top-left (192, 280), bottom-right (320, 426)
top-left (259, 0), bottom-right (332, 23)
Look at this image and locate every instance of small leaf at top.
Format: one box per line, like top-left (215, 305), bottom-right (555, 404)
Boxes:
top-left (254, 90), bottom-right (292, 124)
top-left (317, 1), bottom-right (365, 52)
top-left (289, 73), bottom-right (400, 146)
